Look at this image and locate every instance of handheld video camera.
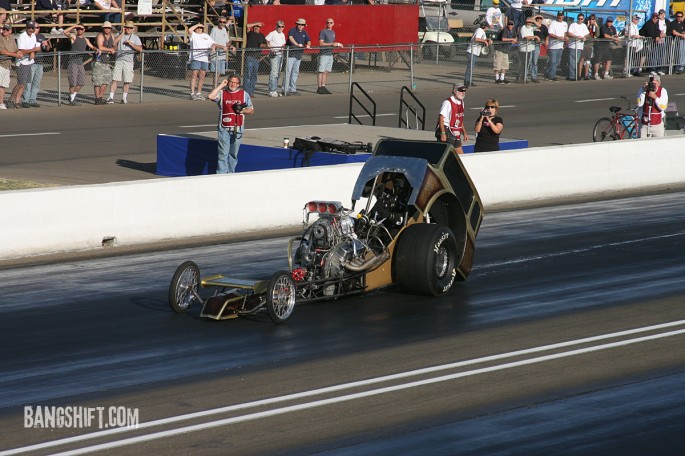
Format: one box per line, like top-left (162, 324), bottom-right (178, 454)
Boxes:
top-left (480, 110), bottom-right (490, 117)
top-left (647, 75), bottom-right (656, 92)
top-left (232, 102), bottom-right (248, 114)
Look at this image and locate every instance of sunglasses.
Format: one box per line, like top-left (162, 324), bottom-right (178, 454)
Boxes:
top-left (485, 106), bottom-right (497, 109)
top-left (326, 22), bottom-right (333, 24)
top-left (219, 21), bottom-right (226, 23)
top-left (277, 25), bottom-right (284, 28)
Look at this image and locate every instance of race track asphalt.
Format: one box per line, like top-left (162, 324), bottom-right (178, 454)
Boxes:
top-left (1, 75), bottom-right (683, 186)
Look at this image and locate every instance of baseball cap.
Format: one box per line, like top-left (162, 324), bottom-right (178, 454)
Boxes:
top-left (493, 0), bottom-right (499, 4)
top-left (557, 11), bottom-right (564, 17)
top-left (454, 85), bottom-right (468, 92)
top-left (633, 14), bottom-right (641, 19)
top-left (25, 21), bottom-right (36, 29)
top-left (652, 12), bottom-right (659, 18)
top-left (1, 23), bottom-right (11, 31)
top-left (296, 18), bottom-right (307, 25)
top-left (649, 72), bottom-right (661, 82)
top-left (606, 16), bottom-right (614, 22)
top-left (658, 9), bottom-right (666, 14)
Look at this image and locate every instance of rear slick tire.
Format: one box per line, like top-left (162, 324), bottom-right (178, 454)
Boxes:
top-left (395, 224), bottom-right (459, 297)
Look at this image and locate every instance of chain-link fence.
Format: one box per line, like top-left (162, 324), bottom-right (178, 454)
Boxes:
top-left (7, 37), bottom-right (685, 108)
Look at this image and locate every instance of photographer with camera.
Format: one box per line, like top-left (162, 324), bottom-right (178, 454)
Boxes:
top-left (208, 74), bottom-right (254, 173)
top-left (636, 72), bottom-right (668, 138)
top-left (474, 99), bottom-right (504, 152)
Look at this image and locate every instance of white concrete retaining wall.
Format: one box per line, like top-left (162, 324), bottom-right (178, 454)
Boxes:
top-left (1, 136), bottom-right (684, 261)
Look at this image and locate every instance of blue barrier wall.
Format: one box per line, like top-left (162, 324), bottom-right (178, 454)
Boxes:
top-left (156, 134), bottom-right (528, 177)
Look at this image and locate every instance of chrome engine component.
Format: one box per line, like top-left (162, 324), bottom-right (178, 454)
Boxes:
top-left (294, 209), bottom-right (390, 284)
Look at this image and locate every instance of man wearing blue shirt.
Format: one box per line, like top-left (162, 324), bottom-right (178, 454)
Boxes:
top-left (284, 18), bottom-right (310, 96)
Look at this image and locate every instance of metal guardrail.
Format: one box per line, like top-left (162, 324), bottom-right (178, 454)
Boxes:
top-left (348, 82), bottom-right (377, 127)
top-left (399, 85), bottom-right (425, 130)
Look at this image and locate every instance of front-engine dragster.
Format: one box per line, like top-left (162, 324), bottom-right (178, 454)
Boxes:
top-left (168, 139), bottom-right (484, 324)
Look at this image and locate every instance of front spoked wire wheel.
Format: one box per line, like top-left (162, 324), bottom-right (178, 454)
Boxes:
top-left (266, 271), bottom-right (296, 324)
top-left (169, 261), bottom-right (201, 313)
top-left (593, 117), bottom-right (618, 142)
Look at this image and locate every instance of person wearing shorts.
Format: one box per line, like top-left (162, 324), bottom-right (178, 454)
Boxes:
top-left (0, 23), bottom-right (22, 110)
top-left (64, 24), bottom-right (97, 105)
top-left (188, 23), bottom-right (217, 100)
top-left (493, 20), bottom-right (516, 84)
top-left (107, 21), bottom-right (142, 104)
top-left (93, 21), bottom-right (116, 105)
top-left (317, 18), bottom-right (341, 94)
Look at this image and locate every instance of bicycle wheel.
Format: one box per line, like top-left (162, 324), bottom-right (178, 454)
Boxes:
top-left (593, 118), bottom-right (618, 142)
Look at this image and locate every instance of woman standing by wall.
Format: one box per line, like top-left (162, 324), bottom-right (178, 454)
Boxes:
top-left (474, 99), bottom-right (504, 152)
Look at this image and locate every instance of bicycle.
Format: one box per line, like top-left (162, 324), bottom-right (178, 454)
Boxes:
top-left (592, 96), bottom-right (639, 142)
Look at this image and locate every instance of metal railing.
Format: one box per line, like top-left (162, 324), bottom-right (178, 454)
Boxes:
top-left (5, 37), bottom-right (685, 108)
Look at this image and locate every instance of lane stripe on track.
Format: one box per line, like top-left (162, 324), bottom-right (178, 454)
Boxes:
top-left (0, 132), bottom-right (61, 138)
top-left (4, 319), bottom-right (685, 456)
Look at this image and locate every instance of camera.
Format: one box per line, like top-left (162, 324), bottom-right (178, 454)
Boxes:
top-left (647, 75), bottom-right (656, 92)
top-left (232, 102), bottom-right (248, 114)
top-left (480, 110), bottom-right (490, 117)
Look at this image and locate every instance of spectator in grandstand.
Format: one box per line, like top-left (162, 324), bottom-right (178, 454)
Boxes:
top-left (188, 22), bottom-right (218, 101)
top-left (531, 15), bottom-right (547, 83)
top-left (474, 99), bottom-right (503, 152)
top-left (508, 0), bottom-right (528, 31)
top-left (244, 22), bottom-right (267, 96)
top-left (566, 13), bottom-right (589, 80)
top-left (210, 17), bottom-right (234, 77)
top-left (493, 20), bottom-right (516, 84)
top-left (546, 11), bottom-right (567, 81)
top-left (208, 0), bottom-right (228, 17)
top-left (668, 11), bottom-right (685, 74)
top-left (266, 20), bottom-right (286, 97)
top-left (317, 18), bottom-right (342, 94)
top-left (285, 18), bottom-right (311, 96)
top-left (36, 0), bottom-right (66, 35)
top-left (636, 72), bottom-right (668, 137)
top-left (436, 84), bottom-right (467, 154)
top-left (641, 12), bottom-right (666, 75)
top-left (92, 22), bottom-right (116, 104)
top-left (250, 0), bottom-right (281, 4)
top-left (626, 14), bottom-right (645, 76)
top-left (208, 74), bottom-right (254, 173)
top-left (63, 23), bottom-right (97, 106)
top-left (485, 0), bottom-right (504, 32)
top-left (21, 23), bottom-right (51, 107)
top-left (11, 22), bottom-right (41, 109)
top-left (595, 16), bottom-right (619, 79)
top-left (464, 22), bottom-right (491, 87)
top-left (106, 21), bottom-right (142, 104)
top-left (94, 0), bottom-right (122, 27)
top-left (0, 23), bottom-right (22, 110)
top-left (0, 5), bottom-right (8, 28)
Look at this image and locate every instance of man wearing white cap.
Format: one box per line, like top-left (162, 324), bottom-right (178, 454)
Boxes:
top-left (285, 18), bottom-right (310, 96)
top-left (636, 72), bottom-right (668, 138)
top-left (107, 21), bottom-right (142, 104)
top-left (436, 84), bottom-right (468, 154)
top-left (93, 21), bottom-right (116, 104)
